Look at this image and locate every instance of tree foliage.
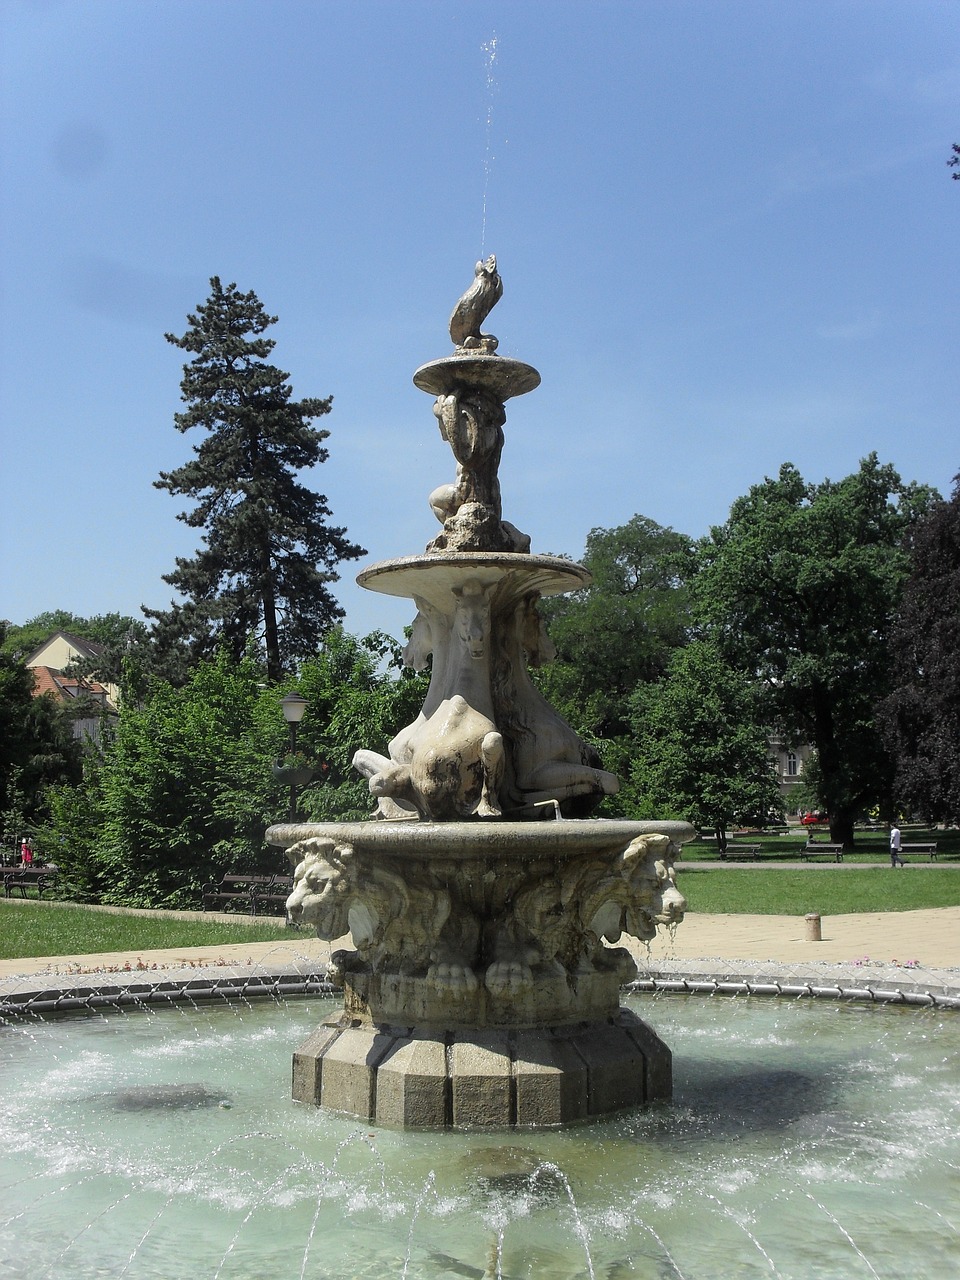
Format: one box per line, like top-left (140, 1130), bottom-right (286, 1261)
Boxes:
top-left (538, 515), bottom-right (695, 741)
top-left (0, 630), bottom-right (83, 834)
top-left (293, 628), bottom-right (429, 822)
top-left (881, 473), bottom-right (960, 822)
top-left (39, 632), bottom-right (428, 905)
top-left (694, 454), bottom-right (937, 845)
top-left (146, 278), bottom-right (365, 683)
top-left (50, 652), bottom-right (287, 907)
top-left (625, 641), bottom-right (783, 847)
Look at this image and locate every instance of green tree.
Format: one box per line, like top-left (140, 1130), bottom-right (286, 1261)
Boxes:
top-left (694, 455), bottom-right (936, 847)
top-left (39, 754), bottom-right (108, 899)
top-left (881, 473), bottom-right (960, 822)
top-left (625, 640), bottom-right (783, 850)
top-left (146, 277), bottom-right (365, 683)
top-left (87, 652), bottom-right (286, 907)
top-left (0, 631), bottom-right (83, 834)
top-left (538, 515), bottom-right (695, 742)
top-left (41, 630), bottom-right (428, 905)
top-left (293, 628), bottom-right (429, 822)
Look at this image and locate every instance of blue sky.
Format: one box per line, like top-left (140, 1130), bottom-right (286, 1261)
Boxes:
top-left (2, 0), bottom-right (957, 645)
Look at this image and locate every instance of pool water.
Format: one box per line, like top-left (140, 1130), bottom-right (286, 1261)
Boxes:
top-left (1, 993), bottom-right (957, 1278)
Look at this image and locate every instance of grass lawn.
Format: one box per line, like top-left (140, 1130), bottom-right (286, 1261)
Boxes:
top-left (0, 902), bottom-right (293, 961)
top-left (680, 825), bottom-right (960, 864)
top-left (677, 866), bottom-right (960, 915)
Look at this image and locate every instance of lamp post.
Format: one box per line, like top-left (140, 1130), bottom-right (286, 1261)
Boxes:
top-left (280, 692), bottom-right (309, 822)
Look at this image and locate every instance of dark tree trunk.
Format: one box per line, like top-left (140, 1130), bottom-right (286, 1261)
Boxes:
top-left (811, 688), bottom-right (856, 849)
top-left (829, 810), bottom-right (856, 849)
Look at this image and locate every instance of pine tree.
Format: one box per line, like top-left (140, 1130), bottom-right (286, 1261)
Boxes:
top-left (146, 278), bottom-right (365, 682)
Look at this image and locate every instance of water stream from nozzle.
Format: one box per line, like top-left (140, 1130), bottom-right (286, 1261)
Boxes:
top-left (480, 34), bottom-right (498, 258)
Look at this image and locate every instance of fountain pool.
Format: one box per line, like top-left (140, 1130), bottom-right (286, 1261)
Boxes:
top-left (1, 991), bottom-right (957, 1278)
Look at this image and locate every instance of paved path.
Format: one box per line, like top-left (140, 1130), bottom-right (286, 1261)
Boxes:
top-left (1, 905), bottom-right (957, 984)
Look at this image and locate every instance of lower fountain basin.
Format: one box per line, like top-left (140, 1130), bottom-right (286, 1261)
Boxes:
top-left (2, 991), bottom-right (957, 1278)
top-left (267, 820), bottom-right (695, 1125)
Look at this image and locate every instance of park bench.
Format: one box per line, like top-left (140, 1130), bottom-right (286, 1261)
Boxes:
top-left (202, 873), bottom-right (296, 915)
top-left (900, 842), bottom-right (939, 861)
top-left (202, 874), bottom-right (275, 914)
top-left (719, 843), bottom-right (762, 860)
top-left (2, 867), bottom-right (57, 898)
top-left (250, 875), bottom-right (295, 917)
top-left (801, 842), bottom-right (845, 863)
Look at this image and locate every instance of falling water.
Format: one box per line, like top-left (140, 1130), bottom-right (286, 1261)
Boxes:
top-left (480, 33), bottom-right (498, 257)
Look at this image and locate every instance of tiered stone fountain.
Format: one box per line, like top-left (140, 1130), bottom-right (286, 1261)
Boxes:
top-left (267, 258), bottom-right (693, 1128)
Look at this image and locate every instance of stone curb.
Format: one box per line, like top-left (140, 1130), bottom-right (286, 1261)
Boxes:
top-left (0, 962), bottom-right (334, 1017)
top-left (3, 958), bottom-right (959, 1018)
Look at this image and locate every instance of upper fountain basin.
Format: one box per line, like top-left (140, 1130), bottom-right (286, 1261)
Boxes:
top-left (357, 552), bottom-right (590, 605)
top-left (414, 354), bottom-right (541, 400)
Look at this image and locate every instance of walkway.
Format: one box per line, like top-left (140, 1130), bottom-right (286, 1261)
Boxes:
top-left (1, 903), bottom-right (957, 1011)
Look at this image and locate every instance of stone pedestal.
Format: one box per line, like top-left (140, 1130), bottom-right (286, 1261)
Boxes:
top-left (292, 1007), bottom-right (671, 1128)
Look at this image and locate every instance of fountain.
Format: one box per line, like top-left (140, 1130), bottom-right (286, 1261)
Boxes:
top-left (2, 262), bottom-right (957, 1276)
top-left (266, 258), bottom-right (693, 1128)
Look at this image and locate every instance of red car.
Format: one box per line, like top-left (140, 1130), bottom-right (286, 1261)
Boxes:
top-left (801, 811), bottom-right (829, 826)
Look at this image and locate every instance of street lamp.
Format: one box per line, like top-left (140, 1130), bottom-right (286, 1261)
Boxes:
top-left (280, 692), bottom-right (309, 822)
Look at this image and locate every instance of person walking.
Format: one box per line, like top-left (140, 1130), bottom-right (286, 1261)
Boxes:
top-left (889, 825), bottom-right (905, 868)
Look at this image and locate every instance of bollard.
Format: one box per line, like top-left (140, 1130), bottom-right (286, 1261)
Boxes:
top-left (805, 912), bottom-right (822, 942)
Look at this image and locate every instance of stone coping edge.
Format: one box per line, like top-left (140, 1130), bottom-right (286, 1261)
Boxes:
top-left (627, 974), bottom-right (960, 1011)
top-left (0, 968), bottom-right (336, 1016)
top-left (3, 960), bottom-right (959, 1017)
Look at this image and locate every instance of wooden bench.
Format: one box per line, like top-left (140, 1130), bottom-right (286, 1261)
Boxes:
top-left (250, 875), bottom-right (295, 916)
top-left (801, 842), bottom-right (845, 863)
top-left (2, 867), bottom-right (57, 898)
top-left (202, 873), bottom-right (295, 915)
top-left (719, 843), bottom-right (762, 860)
top-left (202, 874), bottom-right (275, 914)
top-left (900, 842), bottom-right (939, 861)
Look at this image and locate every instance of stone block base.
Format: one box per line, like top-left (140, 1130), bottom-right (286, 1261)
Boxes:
top-left (292, 1008), bottom-right (670, 1128)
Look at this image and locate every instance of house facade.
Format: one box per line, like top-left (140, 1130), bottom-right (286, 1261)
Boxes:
top-left (768, 732), bottom-right (815, 810)
top-left (25, 631), bottom-right (119, 747)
